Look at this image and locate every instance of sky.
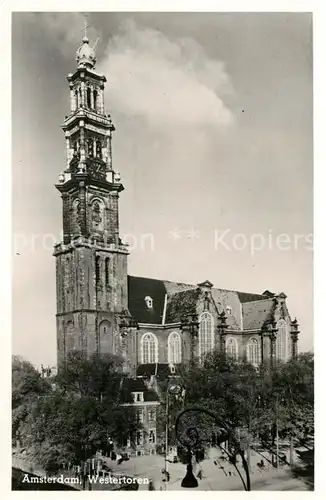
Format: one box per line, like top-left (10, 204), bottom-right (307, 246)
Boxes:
top-left (11, 12), bottom-right (313, 367)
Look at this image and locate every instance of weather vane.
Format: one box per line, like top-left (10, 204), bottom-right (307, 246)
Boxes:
top-left (81, 16), bottom-right (99, 50)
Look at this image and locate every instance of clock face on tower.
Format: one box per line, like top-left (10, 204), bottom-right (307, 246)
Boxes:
top-left (87, 159), bottom-right (106, 181)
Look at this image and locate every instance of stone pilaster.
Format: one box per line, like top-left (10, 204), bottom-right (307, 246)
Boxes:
top-left (62, 193), bottom-right (70, 244)
top-left (81, 81), bottom-right (85, 107)
top-left (78, 181), bottom-right (87, 236)
top-left (218, 311), bottom-right (228, 355)
top-left (290, 319), bottom-right (300, 359)
top-left (79, 120), bottom-right (86, 168)
top-left (99, 85), bottom-right (105, 114)
top-left (111, 192), bottom-right (119, 243)
top-left (107, 132), bottom-right (112, 170)
top-left (270, 332), bottom-right (276, 364)
top-left (65, 136), bottom-right (71, 168)
top-left (69, 84), bottom-right (76, 112)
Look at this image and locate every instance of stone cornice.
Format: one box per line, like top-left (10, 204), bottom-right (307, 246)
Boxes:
top-left (53, 239), bottom-right (129, 256)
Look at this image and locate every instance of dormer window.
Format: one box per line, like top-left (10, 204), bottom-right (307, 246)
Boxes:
top-left (132, 392), bottom-right (144, 403)
top-left (145, 296), bottom-right (153, 309)
top-left (226, 306), bottom-right (232, 315)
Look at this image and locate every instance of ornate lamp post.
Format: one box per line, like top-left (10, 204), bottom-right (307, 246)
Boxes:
top-left (181, 314), bottom-right (199, 362)
top-left (175, 408), bottom-right (251, 490)
top-left (290, 319), bottom-right (300, 359)
top-left (163, 381), bottom-right (183, 489)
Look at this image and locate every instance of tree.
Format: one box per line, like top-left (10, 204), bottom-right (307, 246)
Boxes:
top-left (175, 350), bottom-right (314, 463)
top-left (15, 352), bottom-right (139, 475)
top-left (12, 355), bottom-right (50, 441)
top-left (180, 351), bottom-right (260, 428)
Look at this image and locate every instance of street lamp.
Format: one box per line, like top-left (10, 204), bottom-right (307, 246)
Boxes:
top-left (163, 379), bottom-right (183, 489)
top-left (175, 408), bottom-right (251, 491)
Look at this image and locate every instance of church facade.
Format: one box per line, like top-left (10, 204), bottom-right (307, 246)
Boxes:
top-left (54, 35), bottom-right (300, 377)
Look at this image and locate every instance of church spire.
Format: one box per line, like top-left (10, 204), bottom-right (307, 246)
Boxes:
top-left (76, 20), bottom-right (97, 70)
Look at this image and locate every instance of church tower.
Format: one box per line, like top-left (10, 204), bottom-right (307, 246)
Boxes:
top-left (54, 32), bottom-right (137, 369)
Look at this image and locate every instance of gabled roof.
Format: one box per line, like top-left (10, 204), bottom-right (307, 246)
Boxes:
top-left (165, 288), bottom-right (201, 323)
top-left (128, 274), bottom-right (277, 330)
top-left (127, 275), bottom-right (195, 324)
top-left (197, 280), bottom-right (214, 288)
top-left (136, 363), bottom-right (181, 378)
top-left (242, 298), bottom-right (275, 330)
top-left (237, 292), bottom-right (269, 303)
top-left (120, 377), bottom-right (160, 403)
top-left (127, 276), bottom-right (166, 324)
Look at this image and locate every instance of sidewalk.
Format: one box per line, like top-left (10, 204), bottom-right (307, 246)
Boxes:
top-left (98, 449), bottom-right (307, 491)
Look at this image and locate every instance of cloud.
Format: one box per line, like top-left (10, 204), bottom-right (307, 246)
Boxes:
top-left (98, 20), bottom-right (234, 127)
top-left (23, 12), bottom-right (98, 56)
top-left (23, 14), bottom-right (233, 127)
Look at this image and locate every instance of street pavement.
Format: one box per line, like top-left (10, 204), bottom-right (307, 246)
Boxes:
top-left (99, 448), bottom-right (308, 491)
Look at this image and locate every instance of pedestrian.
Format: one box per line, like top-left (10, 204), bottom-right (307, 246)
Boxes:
top-left (148, 480), bottom-right (155, 490)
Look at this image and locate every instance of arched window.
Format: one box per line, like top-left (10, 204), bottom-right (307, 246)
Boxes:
top-left (96, 140), bottom-right (102, 158)
top-left (66, 322), bottom-right (77, 352)
top-left (92, 201), bottom-right (102, 226)
top-left (99, 320), bottom-right (113, 354)
top-left (199, 312), bottom-right (214, 358)
top-left (276, 320), bottom-right (288, 361)
top-left (168, 332), bottom-right (181, 364)
top-left (93, 89), bottom-right (98, 110)
top-left (247, 337), bottom-right (260, 366)
top-left (141, 333), bottom-right (158, 364)
top-left (73, 198), bottom-right (81, 231)
top-left (78, 88), bottom-right (82, 107)
top-left (87, 138), bottom-right (94, 158)
top-left (145, 296), bottom-right (153, 309)
top-left (226, 337), bottom-right (238, 359)
top-left (87, 87), bottom-right (92, 108)
top-left (73, 140), bottom-right (79, 157)
top-left (105, 258), bottom-right (110, 287)
top-left (95, 255), bottom-right (101, 287)
top-left (74, 90), bottom-right (78, 108)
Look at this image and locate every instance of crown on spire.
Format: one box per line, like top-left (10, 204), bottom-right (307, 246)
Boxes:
top-left (76, 20), bottom-right (97, 69)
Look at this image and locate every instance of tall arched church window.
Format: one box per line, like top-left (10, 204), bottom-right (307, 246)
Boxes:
top-left (141, 333), bottom-right (158, 364)
top-left (74, 90), bottom-right (78, 108)
top-left (87, 87), bottom-right (92, 108)
top-left (168, 332), bottom-right (181, 364)
top-left (276, 320), bottom-right (288, 361)
top-left (199, 312), bottom-right (214, 358)
top-left (78, 88), bottom-right (82, 107)
top-left (226, 337), bottom-right (238, 359)
top-left (247, 337), bottom-right (260, 366)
